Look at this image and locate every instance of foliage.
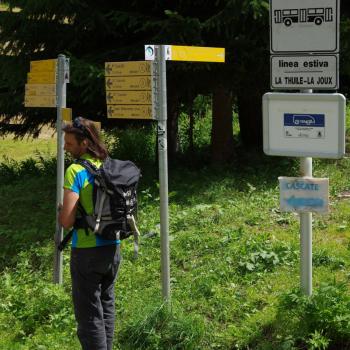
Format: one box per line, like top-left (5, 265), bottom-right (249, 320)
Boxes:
top-left (271, 283), bottom-right (350, 350)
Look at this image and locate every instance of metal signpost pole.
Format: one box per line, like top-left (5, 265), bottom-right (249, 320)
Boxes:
top-left (300, 88), bottom-right (313, 296)
top-left (53, 54), bottom-right (67, 284)
top-left (300, 157), bottom-right (313, 295)
top-left (155, 45), bottom-right (171, 302)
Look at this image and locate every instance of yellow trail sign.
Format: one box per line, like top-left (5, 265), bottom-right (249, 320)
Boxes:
top-left (30, 59), bottom-right (57, 72)
top-left (27, 71), bottom-right (56, 84)
top-left (107, 105), bottom-right (153, 119)
top-left (106, 90), bottom-right (152, 105)
top-left (61, 108), bottom-right (72, 122)
top-left (105, 61), bottom-right (151, 77)
top-left (105, 76), bottom-right (152, 91)
top-left (25, 95), bottom-right (56, 108)
top-left (25, 84), bottom-right (56, 96)
top-left (167, 45), bottom-right (225, 63)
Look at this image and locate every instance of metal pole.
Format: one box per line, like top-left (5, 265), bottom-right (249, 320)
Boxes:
top-left (155, 45), bottom-right (171, 302)
top-left (300, 88), bottom-right (313, 296)
top-left (53, 54), bottom-right (67, 284)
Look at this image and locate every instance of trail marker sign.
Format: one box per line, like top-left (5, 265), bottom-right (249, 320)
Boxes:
top-left (270, 0), bottom-right (339, 53)
top-left (145, 44), bottom-right (225, 63)
top-left (279, 177), bottom-right (329, 213)
top-left (105, 61), bottom-right (155, 120)
top-left (25, 59), bottom-right (58, 107)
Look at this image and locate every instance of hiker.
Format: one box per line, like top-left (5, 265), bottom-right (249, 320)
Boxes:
top-left (58, 117), bottom-right (121, 350)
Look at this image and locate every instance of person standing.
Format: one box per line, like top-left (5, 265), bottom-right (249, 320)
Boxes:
top-left (59, 117), bottom-right (121, 350)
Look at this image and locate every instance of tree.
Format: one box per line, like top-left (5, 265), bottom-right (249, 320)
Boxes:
top-left (0, 0), bottom-right (348, 160)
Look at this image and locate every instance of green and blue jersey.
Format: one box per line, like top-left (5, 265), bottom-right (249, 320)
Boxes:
top-left (63, 153), bottom-right (120, 248)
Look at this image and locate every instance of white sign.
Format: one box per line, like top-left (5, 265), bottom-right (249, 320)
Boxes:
top-left (263, 92), bottom-right (346, 158)
top-left (279, 177), bottom-right (329, 213)
top-left (270, 0), bottom-right (339, 53)
top-left (271, 54), bottom-right (338, 89)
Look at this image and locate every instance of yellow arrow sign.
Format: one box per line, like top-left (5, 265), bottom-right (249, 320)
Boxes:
top-left (167, 45), bottom-right (225, 63)
top-left (107, 105), bottom-right (153, 119)
top-left (61, 108), bottom-right (72, 122)
top-left (25, 84), bottom-right (56, 96)
top-left (105, 61), bottom-right (151, 76)
top-left (25, 95), bottom-right (56, 108)
top-left (106, 91), bottom-right (152, 105)
top-left (30, 59), bottom-right (57, 72)
top-left (105, 76), bottom-right (152, 90)
top-left (27, 71), bottom-right (57, 84)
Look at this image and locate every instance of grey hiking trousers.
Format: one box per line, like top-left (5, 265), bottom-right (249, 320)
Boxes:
top-left (70, 244), bottom-right (121, 350)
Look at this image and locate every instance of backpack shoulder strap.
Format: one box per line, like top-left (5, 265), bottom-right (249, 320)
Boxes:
top-left (75, 158), bottom-right (100, 176)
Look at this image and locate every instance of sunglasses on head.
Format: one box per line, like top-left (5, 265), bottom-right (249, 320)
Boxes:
top-left (72, 117), bottom-right (86, 131)
top-left (72, 117), bottom-right (93, 139)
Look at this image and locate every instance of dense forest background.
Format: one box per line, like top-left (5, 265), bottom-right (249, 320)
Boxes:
top-left (0, 0), bottom-right (349, 162)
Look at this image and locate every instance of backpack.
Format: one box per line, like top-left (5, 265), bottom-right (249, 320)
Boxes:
top-left (58, 157), bottom-right (141, 257)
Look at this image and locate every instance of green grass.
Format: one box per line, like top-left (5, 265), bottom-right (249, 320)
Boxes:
top-left (0, 134), bottom-right (56, 161)
top-left (0, 106), bottom-right (350, 349)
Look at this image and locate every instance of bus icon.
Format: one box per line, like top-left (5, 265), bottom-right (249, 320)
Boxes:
top-left (274, 7), bottom-right (333, 27)
top-left (292, 115), bottom-right (315, 126)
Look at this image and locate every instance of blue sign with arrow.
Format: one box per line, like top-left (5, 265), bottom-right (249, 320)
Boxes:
top-left (285, 196), bottom-right (324, 208)
top-left (279, 176), bottom-right (329, 214)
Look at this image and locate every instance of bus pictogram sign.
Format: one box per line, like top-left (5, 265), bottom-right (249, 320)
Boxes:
top-left (270, 0), bottom-right (339, 54)
top-left (274, 7), bottom-right (333, 27)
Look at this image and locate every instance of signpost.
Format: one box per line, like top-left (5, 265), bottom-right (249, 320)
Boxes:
top-left (265, 0), bottom-right (344, 296)
top-left (104, 45), bottom-right (225, 303)
top-left (24, 55), bottom-right (70, 285)
top-left (144, 44), bottom-right (225, 303)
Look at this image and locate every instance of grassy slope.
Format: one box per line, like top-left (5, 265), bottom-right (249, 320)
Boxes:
top-left (0, 114), bottom-right (350, 349)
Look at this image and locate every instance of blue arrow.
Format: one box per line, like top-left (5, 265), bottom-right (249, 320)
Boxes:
top-left (286, 196), bottom-right (324, 208)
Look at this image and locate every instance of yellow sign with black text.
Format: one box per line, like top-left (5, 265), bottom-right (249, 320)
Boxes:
top-left (105, 61), bottom-right (151, 77)
top-left (107, 105), bottom-right (153, 119)
top-left (106, 90), bottom-right (152, 105)
top-left (25, 95), bottom-right (56, 108)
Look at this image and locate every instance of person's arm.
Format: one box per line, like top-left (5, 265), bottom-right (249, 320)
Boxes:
top-left (59, 189), bottom-right (79, 229)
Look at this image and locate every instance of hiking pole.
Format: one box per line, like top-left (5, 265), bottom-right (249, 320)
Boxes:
top-left (53, 54), bottom-right (69, 284)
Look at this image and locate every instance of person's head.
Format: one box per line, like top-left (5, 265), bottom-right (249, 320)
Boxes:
top-left (62, 117), bottom-right (108, 160)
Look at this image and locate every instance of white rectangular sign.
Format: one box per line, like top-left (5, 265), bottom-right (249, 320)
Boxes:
top-left (279, 177), bottom-right (329, 213)
top-left (263, 92), bottom-right (346, 158)
top-left (270, 0), bottom-right (339, 53)
top-left (271, 54), bottom-right (338, 89)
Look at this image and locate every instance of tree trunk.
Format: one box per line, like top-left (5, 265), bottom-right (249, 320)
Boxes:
top-left (211, 86), bottom-right (234, 163)
top-left (237, 90), bottom-right (263, 150)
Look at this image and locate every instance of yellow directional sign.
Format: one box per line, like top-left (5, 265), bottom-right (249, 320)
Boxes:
top-left (27, 71), bottom-right (57, 84)
top-left (105, 61), bottom-right (151, 77)
top-left (25, 95), bottom-right (56, 108)
top-left (167, 45), bottom-right (225, 63)
top-left (106, 90), bottom-right (152, 105)
top-left (30, 59), bottom-right (57, 72)
top-left (105, 76), bottom-right (152, 91)
top-left (25, 84), bottom-right (56, 96)
top-left (61, 108), bottom-right (72, 122)
top-left (107, 105), bottom-right (153, 119)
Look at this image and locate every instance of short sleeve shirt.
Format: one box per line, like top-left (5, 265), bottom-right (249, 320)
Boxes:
top-left (64, 153), bottom-right (120, 248)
